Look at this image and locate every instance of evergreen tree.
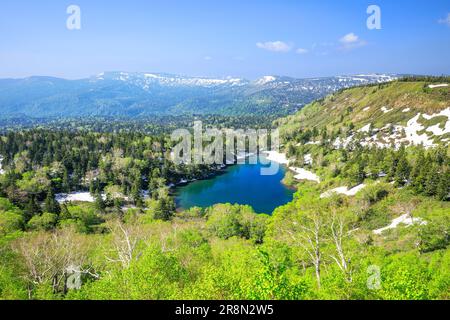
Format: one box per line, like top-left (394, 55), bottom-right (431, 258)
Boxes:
top-left (24, 195), bottom-right (41, 221)
top-left (94, 192), bottom-right (106, 212)
top-left (394, 153), bottom-right (411, 186)
top-left (44, 189), bottom-right (61, 215)
top-left (424, 164), bottom-right (439, 196)
top-left (436, 170), bottom-right (449, 201)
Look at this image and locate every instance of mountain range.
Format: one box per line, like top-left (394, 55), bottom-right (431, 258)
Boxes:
top-left (0, 72), bottom-right (397, 118)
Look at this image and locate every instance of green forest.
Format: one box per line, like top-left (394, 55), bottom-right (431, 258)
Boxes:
top-left (0, 79), bottom-right (449, 300)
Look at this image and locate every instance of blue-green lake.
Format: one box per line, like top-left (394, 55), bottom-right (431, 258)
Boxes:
top-left (174, 156), bottom-right (295, 214)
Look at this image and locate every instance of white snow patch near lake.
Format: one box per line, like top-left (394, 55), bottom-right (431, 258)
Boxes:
top-left (428, 84), bottom-right (448, 89)
top-left (56, 192), bottom-right (100, 203)
top-left (402, 108), bottom-right (411, 113)
top-left (373, 214), bottom-right (427, 235)
top-left (264, 151), bottom-right (320, 183)
top-left (289, 167), bottom-right (320, 183)
top-left (320, 184), bottom-right (366, 198)
top-left (264, 151), bottom-right (290, 165)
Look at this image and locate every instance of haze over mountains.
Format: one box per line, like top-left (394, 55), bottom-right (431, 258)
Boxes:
top-left (0, 72), bottom-right (397, 118)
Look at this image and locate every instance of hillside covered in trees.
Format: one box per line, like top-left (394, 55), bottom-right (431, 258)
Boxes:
top-left (0, 78), bottom-right (449, 300)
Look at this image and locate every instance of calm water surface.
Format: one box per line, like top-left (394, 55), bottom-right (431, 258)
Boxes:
top-left (174, 156), bottom-right (295, 214)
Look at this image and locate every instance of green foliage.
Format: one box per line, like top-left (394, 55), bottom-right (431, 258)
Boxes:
top-left (27, 213), bottom-right (58, 231)
top-left (357, 183), bottom-right (392, 205)
top-left (0, 198), bottom-right (24, 235)
top-left (379, 253), bottom-right (431, 300)
top-left (419, 215), bottom-right (450, 253)
top-left (205, 204), bottom-right (268, 243)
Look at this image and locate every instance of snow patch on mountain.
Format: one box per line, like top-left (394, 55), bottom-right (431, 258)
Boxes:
top-left (290, 167), bottom-right (320, 183)
top-left (320, 184), bottom-right (366, 198)
top-left (381, 106), bottom-right (392, 113)
top-left (333, 107), bottom-right (450, 149)
top-left (264, 151), bottom-right (320, 182)
top-left (359, 124), bottom-right (371, 133)
top-left (373, 214), bottom-right (427, 235)
top-left (428, 83), bottom-right (448, 89)
top-left (98, 72), bottom-right (246, 89)
top-left (0, 156), bottom-right (4, 175)
top-left (255, 76), bottom-right (276, 85)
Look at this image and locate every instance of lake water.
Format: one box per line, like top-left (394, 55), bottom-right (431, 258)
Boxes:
top-left (174, 156), bottom-right (295, 214)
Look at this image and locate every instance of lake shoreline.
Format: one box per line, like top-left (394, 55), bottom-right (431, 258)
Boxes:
top-left (174, 152), bottom-right (295, 214)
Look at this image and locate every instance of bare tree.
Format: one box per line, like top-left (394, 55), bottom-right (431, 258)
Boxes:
top-left (277, 202), bottom-right (325, 289)
top-left (105, 219), bottom-right (148, 268)
top-left (13, 227), bottom-right (92, 297)
top-left (329, 209), bottom-right (352, 282)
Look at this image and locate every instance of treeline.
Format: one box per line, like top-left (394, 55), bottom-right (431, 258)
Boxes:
top-left (398, 75), bottom-right (450, 83)
top-left (0, 114), bottom-right (275, 135)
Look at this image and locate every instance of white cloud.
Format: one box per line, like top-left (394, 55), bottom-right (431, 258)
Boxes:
top-left (438, 13), bottom-right (450, 26)
top-left (204, 56), bottom-right (213, 61)
top-left (340, 33), bottom-right (359, 44)
top-left (256, 41), bottom-right (292, 52)
top-left (296, 48), bottom-right (308, 54)
top-left (339, 33), bottom-right (367, 50)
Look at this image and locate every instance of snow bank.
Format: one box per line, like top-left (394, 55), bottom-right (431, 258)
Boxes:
top-left (373, 214), bottom-right (427, 235)
top-left (403, 114), bottom-right (435, 147)
top-left (381, 106), bottom-right (392, 113)
top-left (56, 192), bottom-right (98, 203)
top-left (0, 156), bottom-right (4, 175)
top-left (320, 184), bottom-right (366, 198)
top-left (264, 151), bottom-right (290, 165)
top-left (305, 140), bottom-right (320, 145)
top-left (289, 167), bottom-right (320, 183)
top-left (355, 108), bottom-right (450, 149)
top-left (428, 84), bottom-right (448, 89)
top-left (359, 124), bottom-right (371, 133)
top-left (256, 76), bottom-right (276, 85)
top-left (264, 151), bottom-right (320, 183)
top-left (421, 107), bottom-right (450, 120)
top-left (304, 154), bottom-right (313, 165)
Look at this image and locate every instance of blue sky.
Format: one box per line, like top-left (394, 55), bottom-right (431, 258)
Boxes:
top-left (0, 0), bottom-right (449, 79)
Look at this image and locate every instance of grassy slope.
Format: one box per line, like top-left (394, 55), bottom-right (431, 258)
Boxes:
top-left (276, 81), bottom-right (450, 137)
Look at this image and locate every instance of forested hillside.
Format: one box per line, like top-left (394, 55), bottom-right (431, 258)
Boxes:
top-left (0, 78), bottom-right (448, 300)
